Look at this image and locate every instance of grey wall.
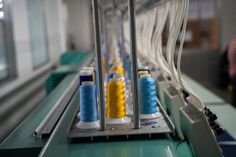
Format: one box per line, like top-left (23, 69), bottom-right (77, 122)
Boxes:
top-left (181, 49), bottom-right (221, 87)
top-left (67, 0), bottom-right (93, 51)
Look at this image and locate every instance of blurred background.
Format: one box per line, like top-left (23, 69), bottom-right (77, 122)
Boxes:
top-left (0, 0), bottom-right (235, 142)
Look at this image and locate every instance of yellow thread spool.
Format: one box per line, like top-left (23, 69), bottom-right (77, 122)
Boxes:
top-left (106, 80), bottom-right (126, 119)
top-left (110, 67), bottom-right (124, 75)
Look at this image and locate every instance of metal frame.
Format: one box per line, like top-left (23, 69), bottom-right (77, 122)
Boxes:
top-left (90, 0), bottom-right (173, 132)
top-left (34, 74), bottom-right (81, 138)
top-left (128, 0), bottom-right (140, 129)
top-left (66, 0), bottom-right (176, 141)
top-left (92, 0), bottom-right (106, 131)
top-left (91, 0), bottom-right (171, 131)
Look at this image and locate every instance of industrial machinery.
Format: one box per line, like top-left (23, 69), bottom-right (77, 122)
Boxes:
top-left (0, 0), bottom-right (230, 157)
top-left (65, 0), bottom-right (224, 156)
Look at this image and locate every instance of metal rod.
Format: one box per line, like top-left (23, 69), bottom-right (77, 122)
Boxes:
top-left (34, 75), bottom-right (80, 137)
top-left (128, 0), bottom-right (140, 129)
top-left (92, 0), bottom-right (106, 130)
top-left (116, 11), bottom-right (125, 55)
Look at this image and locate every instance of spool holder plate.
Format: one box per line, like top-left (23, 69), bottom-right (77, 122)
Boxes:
top-left (67, 99), bottom-right (174, 142)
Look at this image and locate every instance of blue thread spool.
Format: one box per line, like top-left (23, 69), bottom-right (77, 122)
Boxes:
top-left (79, 70), bottom-right (93, 85)
top-left (107, 71), bottom-right (119, 81)
top-left (124, 54), bottom-right (131, 80)
top-left (138, 70), bottom-right (149, 78)
top-left (76, 81), bottom-right (99, 130)
top-left (83, 67), bottom-right (95, 81)
top-left (93, 68), bottom-right (97, 84)
top-left (84, 66), bottom-right (98, 94)
top-left (138, 66), bottom-right (150, 74)
top-left (138, 74), bottom-right (160, 120)
top-left (108, 62), bottom-right (113, 69)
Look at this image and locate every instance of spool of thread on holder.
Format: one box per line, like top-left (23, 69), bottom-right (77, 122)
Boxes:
top-left (110, 66), bottom-right (125, 75)
top-left (138, 66), bottom-right (150, 74)
top-left (138, 74), bottom-right (160, 120)
top-left (75, 81), bottom-right (99, 130)
top-left (79, 70), bottom-right (93, 85)
top-left (83, 67), bottom-right (96, 83)
top-left (106, 76), bottom-right (131, 124)
top-left (138, 70), bottom-right (149, 78)
top-left (107, 71), bottom-right (119, 81)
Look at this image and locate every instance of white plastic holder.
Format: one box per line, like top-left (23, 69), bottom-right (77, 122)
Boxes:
top-left (140, 112), bottom-right (161, 120)
top-left (76, 111), bottom-right (100, 130)
top-left (75, 120), bottom-right (100, 130)
top-left (139, 106), bottom-right (161, 120)
top-left (106, 116), bottom-right (131, 125)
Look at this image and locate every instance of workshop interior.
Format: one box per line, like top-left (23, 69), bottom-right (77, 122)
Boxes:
top-left (0, 0), bottom-right (236, 157)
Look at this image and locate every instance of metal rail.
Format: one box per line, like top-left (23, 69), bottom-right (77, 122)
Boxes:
top-left (128, 0), bottom-right (140, 129)
top-left (34, 75), bottom-right (80, 137)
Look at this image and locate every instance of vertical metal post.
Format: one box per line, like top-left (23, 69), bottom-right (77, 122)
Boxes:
top-left (128, 0), bottom-right (140, 129)
top-left (118, 12), bottom-right (125, 55)
top-left (92, 0), bottom-right (106, 130)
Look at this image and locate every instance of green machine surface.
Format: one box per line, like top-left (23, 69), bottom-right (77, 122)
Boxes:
top-left (46, 51), bottom-right (91, 95)
top-left (39, 74), bottom-right (236, 157)
top-left (183, 75), bottom-right (225, 104)
top-left (45, 65), bottom-right (81, 95)
top-left (39, 89), bottom-right (193, 157)
top-left (60, 51), bottom-right (90, 65)
top-left (0, 74), bottom-right (77, 157)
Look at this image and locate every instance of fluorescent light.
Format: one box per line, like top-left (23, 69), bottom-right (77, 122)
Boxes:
top-left (0, 3), bottom-right (3, 9)
top-left (0, 63), bottom-right (7, 71)
top-left (0, 11), bottom-right (4, 18)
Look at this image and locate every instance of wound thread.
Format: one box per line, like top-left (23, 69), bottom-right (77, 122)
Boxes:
top-left (110, 66), bottom-right (125, 75)
top-left (80, 82), bottom-right (98, 122)
top-left (106, 80), bottom-right (126, 119)
top-left (138, 76), bottom-right (158, 114)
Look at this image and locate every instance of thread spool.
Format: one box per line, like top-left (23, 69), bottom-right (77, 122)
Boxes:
top-left (138, 75), bottom-right (160, 120)
top-left (138, 66), bottom-right (150, 74)
top-left (106, 76), bottom-right (131, 124)
top-left (124, 54), bottom-right (131, 80)
top-left (138, 70), bottom-right (149, 78)
top-left (79, 70), bottom-right (93, 85)
top-left (110, 66), bottom-right (125, 75)
top-left (83, 67), bottom-right (96, 83)
top-left (75, 81), bottom-right (99, 130)
top-left (107, 71), bottom-right (119, 81)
